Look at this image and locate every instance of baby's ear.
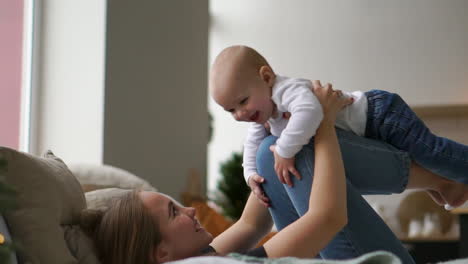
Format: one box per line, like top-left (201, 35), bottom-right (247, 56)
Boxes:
top-left (259, 66), bottom-right (275, 86)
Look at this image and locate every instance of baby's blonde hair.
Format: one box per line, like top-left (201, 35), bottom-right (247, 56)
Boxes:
top-left (212, 45), bottom-right (273, 81)
top-left (235, 45), bottom-right (272, 73)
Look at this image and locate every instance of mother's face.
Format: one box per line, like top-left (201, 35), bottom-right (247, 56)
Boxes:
top-left (139, 191), bottom-right (213, 262)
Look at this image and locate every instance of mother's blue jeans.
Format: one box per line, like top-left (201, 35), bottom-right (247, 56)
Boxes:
top-left (256, 129), bottom-right (415, 263)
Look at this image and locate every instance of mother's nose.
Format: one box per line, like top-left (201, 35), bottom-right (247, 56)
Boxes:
top-left (183, 206), bottom-right (196, 217)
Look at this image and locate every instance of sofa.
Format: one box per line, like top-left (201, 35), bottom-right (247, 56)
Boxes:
top-left (0, 146), bottom-right (157, 264)
top-left (1, 146), bottom-right (467, 264)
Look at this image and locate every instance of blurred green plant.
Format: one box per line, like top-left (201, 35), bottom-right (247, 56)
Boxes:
top-left (213, 152), bottom-right (250, 221)
top-left (0, 158), bottom-right (18, 264)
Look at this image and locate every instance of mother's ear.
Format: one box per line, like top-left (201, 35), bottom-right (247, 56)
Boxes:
top-left (259, 66), bottom-right (275, 87)
top-left (153, 242), bottom-right (171, 263)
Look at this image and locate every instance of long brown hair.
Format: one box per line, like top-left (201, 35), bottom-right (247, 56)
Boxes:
top-left (80, 190), bottom-right (162, 264)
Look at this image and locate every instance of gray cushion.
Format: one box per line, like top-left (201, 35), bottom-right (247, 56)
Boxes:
top-left (0, 147), bottom-right (85, 264)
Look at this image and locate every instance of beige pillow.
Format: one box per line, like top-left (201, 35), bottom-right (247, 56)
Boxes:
top-left (85, 188), bottom-right (132, 211)
top-left (0, 147), bottom-right (85, 264)
top-left (68, 163), bottom-right (157, 192)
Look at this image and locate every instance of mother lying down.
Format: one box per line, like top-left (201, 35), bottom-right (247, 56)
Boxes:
top-left (80, 83), bottom-right (467, 264)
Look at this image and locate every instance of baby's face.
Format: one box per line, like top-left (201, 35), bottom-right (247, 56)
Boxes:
top-left (212, 76), bottom-right (274, 124)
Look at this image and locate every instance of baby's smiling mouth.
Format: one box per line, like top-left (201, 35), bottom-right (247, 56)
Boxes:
top-left (249, 111), bottom-right (259, 122)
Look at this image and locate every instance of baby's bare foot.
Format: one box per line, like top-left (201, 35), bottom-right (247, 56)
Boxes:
top-left (437, 179), bottom-right (468, 208)
top-left (426, 190), bottom-right (446, 206)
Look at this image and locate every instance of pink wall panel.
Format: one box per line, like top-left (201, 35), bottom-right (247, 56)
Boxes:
top-left (0, 0), bottom-right (24, 149)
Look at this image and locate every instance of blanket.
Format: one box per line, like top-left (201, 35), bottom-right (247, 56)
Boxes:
top-left (167, 251), bottom-right (401, 264)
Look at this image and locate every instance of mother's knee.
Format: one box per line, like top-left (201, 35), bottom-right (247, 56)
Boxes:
top-left (256, 135), bottom-right (277, 178)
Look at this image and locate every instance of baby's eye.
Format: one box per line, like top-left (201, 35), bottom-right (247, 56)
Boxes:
top-left (240, 97), bottom-right (248, 105)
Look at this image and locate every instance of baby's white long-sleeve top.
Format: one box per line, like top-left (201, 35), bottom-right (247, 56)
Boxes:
top-left (243, 75), bottom-right (368, 183)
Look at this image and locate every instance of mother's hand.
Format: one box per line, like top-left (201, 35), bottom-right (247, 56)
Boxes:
top-left (311, 80), bottom-right (354, 122)
top-left (267, 81), bottom-right (353, 123)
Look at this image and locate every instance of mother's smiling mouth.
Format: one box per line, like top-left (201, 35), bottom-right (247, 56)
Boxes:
top-left (194, 219), bottom-right (203, 232)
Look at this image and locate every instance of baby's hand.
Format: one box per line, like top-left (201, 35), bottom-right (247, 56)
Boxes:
top-left (248, 174), bottom-right (270, 207)
top-left (269, 145), bottom-right (301, 187)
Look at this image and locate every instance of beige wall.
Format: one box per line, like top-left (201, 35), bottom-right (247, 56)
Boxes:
top-left (34, 1), bottom-right (209, 200)
top-left (103, 1), bottom-right (209, 199)
top-left (423, 115), bottom-right (468, 145)
top-left (208, 0), bottom-right (468, 191)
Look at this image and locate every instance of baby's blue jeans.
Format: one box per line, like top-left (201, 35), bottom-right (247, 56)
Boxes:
top-left (256, 130), bottom-right (415, 263)
top-left (365, 89), bottom-right (468, 184)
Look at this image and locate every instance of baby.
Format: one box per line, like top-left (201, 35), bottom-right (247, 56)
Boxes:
top-left (209, 45), bottom-right (468, 208)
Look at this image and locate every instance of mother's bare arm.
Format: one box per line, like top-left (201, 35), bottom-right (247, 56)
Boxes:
top-left (210, 193), bottom-right (273, 255)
